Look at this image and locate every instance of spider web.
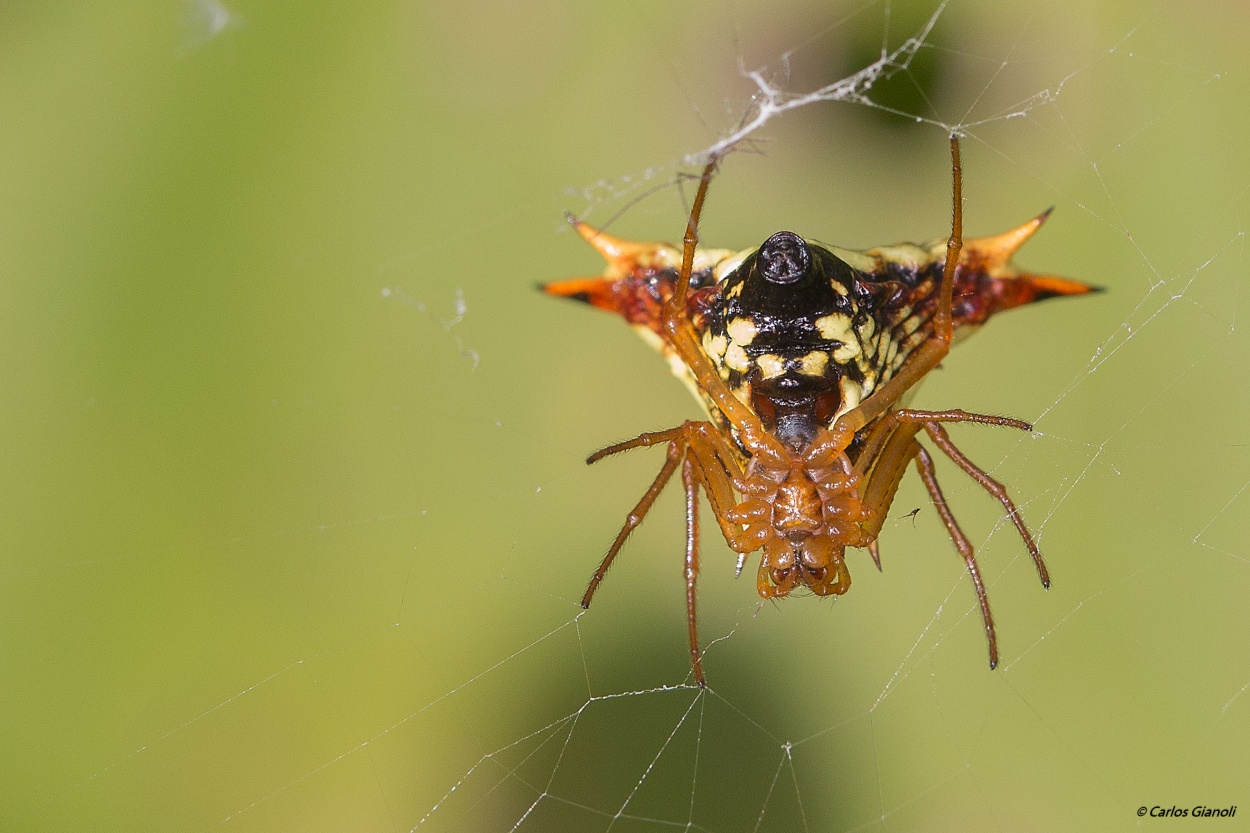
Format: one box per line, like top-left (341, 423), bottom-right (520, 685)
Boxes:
top-left (4, 1), bottom-right (1248, 831)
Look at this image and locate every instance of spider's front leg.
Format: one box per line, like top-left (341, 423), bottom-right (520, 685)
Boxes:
top-left (835, 135), bottom-right (964, 437)
top-left (658, 155), bottom-right (793, 465)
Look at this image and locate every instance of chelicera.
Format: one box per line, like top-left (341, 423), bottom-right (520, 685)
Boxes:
top-left (546, 137), bottom-right (1096, 686)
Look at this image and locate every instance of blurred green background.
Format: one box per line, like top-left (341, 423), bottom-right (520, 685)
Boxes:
top-left (1, 1), bottom-right (1247, 831)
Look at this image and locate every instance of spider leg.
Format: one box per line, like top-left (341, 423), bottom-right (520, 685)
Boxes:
top-left (852, 416), bottom-right (1001, 666)
top-left (587, 426), bottom-right (686, 465)
top-left (893, 407), bottom-right (1032, 433)
top-left (686, 443), bottom-right (747, 548)
top-left (885, 407), bottom-right (1046, 587)
top-left (856, 408), bottom-right (1030, 482)
top-left (858, 406), bottom-right (1045, 581)
top-left (851, 416), bottom-right (902, 480)
top-left (688, 421), bottom-right (751, 493)
top-left (854, 406), bottom-right (1049, 668)
top-left (913, 443), bottom-right (999, 669)
top-left (922, 421), bottom-right (1050, 588)
top-left (854, 417), bottom-right (928, 571)
top-left (654, 155), bottom-right (789, 461)
top-left (583, 414), bottom-right (764, 686)
top-left (681, 455), bottom-right (706, 687)
top-left (836, 135), bottom-right (964, 434)
top-left (858, 420), bottom-right (926, 542)
top-left (581, 437), bottom-right (684, 609)
top-left (684, 424), bottom-right (768, 554)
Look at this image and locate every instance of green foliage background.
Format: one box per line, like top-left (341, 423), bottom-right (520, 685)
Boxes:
top-left (0, 1), bottom-right (1247, 831)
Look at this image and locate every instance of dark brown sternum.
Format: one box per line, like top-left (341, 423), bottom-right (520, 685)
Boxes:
top-left (770, 466), bottom-right (824, 537)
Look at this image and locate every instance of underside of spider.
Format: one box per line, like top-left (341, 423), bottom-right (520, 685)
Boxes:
top-left (546, 137), bottom-right (1097, 686)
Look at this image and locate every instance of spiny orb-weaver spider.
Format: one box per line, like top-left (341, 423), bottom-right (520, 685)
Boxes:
top-left (546, 137), bottom-right (1096, 686)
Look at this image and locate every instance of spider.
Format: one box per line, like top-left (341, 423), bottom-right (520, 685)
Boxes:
top-left (546, 137), bottom-right (1096, 686)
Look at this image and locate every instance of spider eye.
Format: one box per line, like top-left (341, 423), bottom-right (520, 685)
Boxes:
top-left (758, 231), bottom-right (810, 285)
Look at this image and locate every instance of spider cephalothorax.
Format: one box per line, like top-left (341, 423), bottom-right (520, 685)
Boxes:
top-left (546, 139), bottom-right (1097, 685)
